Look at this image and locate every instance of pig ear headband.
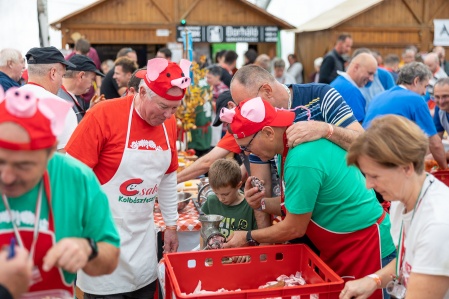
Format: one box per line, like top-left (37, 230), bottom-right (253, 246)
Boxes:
top-left (220, 97), bottom-right (267, 124)
top-left (0, 87), bottom-right (73, 150)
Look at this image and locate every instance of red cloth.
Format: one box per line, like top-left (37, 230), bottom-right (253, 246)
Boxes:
top-left (217, 132), bottom-right (241, 154)
top-left (65, 95), bottom-right (178, 184)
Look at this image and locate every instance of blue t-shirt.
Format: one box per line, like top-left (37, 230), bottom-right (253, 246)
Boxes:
top-left (331, 76), bottom-right (366, 122)
top-left (434, 106), bottom-right (449, 133)
top-left (250, 83), bottom-right (357, 164)
top-left (363, 86), bottom-right (437, 136)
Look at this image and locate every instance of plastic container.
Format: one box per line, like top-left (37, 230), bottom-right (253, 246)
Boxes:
top-left (164, 244), bottom-right (343, 299)
top-left (433, 170), bottom-right (449, 186)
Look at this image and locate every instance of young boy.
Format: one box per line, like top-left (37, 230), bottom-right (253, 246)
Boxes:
top-left (201, 159), bottom-right (257, 238)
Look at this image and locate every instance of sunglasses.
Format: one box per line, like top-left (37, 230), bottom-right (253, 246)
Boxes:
top-left (239, 131), bottom-right (259, 153)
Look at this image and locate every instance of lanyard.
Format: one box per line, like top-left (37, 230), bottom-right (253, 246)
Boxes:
top-left (395, 178), bottom-right (434, 279)
top-left (279, 133), bottom-right (289, 218)
top-left (1, 174), bottom-right (49, 262)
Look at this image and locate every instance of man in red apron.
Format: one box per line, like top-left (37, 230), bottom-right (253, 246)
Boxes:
top-left (66, 58), bottom-right (192, 298)
top-left (222, 97), bottom-right (396, 299)
top-left (0, 86), bottom-right (120, 298)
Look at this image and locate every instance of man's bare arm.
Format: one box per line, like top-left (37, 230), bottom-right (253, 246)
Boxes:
top-left (286, 121), bottom-right (364, 150)
top-left (177, 146), bottom-right (231, 183)
top-left (429, 134), bottom-right (448, 169)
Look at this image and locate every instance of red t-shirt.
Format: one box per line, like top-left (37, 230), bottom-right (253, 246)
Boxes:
top-left (217, 132), bottom-right (241, 154)
top-left (65, 95), bottom-right (178, 185)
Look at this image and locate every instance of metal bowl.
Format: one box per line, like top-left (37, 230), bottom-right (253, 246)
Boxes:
top-left (177, 192), bottom-right (192, 212)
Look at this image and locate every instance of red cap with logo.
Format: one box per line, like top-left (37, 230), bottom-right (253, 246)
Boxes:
top-left (136, 58), bottom-right (192, 101)
top-left (220, 97), bottom-right (295, 139)
top-left (0, 87), bottom-right (72, 150)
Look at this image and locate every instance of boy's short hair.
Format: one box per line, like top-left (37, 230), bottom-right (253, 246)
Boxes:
top-left (208, 159), bottom-right (242, 189)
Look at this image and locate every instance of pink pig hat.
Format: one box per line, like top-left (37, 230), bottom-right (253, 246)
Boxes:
top-left (136, 58), bottom-right (191, 101)
top-left (220, 97), bottom-right (295, 139)
top-left (0, 87), bottom-right (72, 150)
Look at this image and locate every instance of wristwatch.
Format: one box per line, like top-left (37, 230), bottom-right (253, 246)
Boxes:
top-left (85, 238), bottom-right (98, 261)
top-left (246, 230), bottom-right (259, 246)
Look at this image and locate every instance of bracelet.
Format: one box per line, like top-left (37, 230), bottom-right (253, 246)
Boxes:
top-left (367, 274), bottom-right (381, 287)
top-left (256, 198), bottom-right (266, 211)
top-left (166, 225), bottom-right (177, 230)
top-left (325, 124), bottom-right (334, 139)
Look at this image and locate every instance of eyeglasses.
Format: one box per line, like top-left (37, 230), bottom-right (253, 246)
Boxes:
top-left (239, 131), bottom-right (259, 153)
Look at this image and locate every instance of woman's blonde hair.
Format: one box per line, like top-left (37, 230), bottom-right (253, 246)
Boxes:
top-left (347, 115), bottom-right (428, 174)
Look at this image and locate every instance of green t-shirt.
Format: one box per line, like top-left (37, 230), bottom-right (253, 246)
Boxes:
top-left (0, 153), bottom-right (120, 284)
top-left (201, 193), bottom-right (257, 238)
top-left (283, 139), bottom-right (395, 258)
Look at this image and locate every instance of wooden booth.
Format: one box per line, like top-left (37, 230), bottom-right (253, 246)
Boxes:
top-left (293, 0), bottom-right (449, 82)
top-left (51, 0), bottom-right (294, 66)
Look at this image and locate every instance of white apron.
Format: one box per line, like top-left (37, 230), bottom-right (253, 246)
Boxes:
top-left (77, 97), bottom-right (172, 294)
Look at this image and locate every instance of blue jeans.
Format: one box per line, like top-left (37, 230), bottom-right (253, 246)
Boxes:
top-left (381, 250), bottom-right (397, 299)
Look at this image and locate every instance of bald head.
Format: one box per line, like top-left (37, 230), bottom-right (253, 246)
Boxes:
top-left (424, 52), bottom-right (440, 73)
top-left (347, 53), bottom-right (378, 87)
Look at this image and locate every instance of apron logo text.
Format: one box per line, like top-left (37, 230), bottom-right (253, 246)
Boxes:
top-left (119, 179), bottom-right (158, 196)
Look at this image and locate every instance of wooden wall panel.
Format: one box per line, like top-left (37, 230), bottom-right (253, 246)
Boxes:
top-left (183, 0), bottom-right (274, 25)
top-left (66, 0), bottom-right (173, 25)
top-left (296, 31), bottom-right (331, 82)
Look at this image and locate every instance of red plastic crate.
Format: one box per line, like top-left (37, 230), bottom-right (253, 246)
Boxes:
top-left (433, 170), bottom-right (449, 186)
top-left (164, 244), bottom-right (343, 299)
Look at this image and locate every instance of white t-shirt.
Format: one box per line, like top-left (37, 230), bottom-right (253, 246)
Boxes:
top-left (18, 84), bottom-right (77, 150)
top-left (390, 175), bottom-right (449, 298)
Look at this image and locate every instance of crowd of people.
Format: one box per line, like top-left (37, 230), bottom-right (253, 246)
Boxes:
top-left (1, 32), bottom-right (449, 299)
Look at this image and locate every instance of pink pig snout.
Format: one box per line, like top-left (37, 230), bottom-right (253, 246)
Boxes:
top-left (171, 77), bottom-right (191, 89)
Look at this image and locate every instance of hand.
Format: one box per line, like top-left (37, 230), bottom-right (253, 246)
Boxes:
top-left (89, 94), bottom-right (106, 108)
top-left (0, 246), bottom-right (33, 298)
top-left (163, 229), bottom-right (179, 253)
top-left (286, 121), bottom-right (327, 148)
top-left (339, 277), bottom-right (377, 299)
top-left (42, 238), bottom-right (91, 273)
top-left (244, 177), bottom-right (265, 210)
top-left (222, 231), bottom-right (247, 248)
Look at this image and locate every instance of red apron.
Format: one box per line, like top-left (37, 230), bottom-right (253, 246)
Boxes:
top-left (0, 173), bottom-right (73, 298)
top-left (280, 139), bottom-right (384, 299)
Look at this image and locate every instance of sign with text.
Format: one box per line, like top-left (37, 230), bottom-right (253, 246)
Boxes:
top-left (434, 19), bottom-right (449, 46)
top-left (177, 25), bottom-right (278, 43)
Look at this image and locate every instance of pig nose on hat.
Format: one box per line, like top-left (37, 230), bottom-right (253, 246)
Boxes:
top-left (171, 77), bottom-right (191, 89)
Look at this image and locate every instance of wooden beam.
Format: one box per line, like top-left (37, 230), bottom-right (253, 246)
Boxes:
top-left (401, 0), bottom-right (422, 24)
top-left (63, 23), bottom-right (170, 30)
top-left (427, 0), bottom-right (449, 25)
top-left (337, 26), bottom-right (421, 33)
top-left (150, 0), bottom-right (172, 23)
top-left (180, 0), bottom-right (202, 20)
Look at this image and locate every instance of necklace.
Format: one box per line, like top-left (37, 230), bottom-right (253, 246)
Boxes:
top-left (282, 84), bottom-right (292, 109)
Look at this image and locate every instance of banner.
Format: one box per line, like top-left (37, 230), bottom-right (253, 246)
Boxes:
top-left (176, 25), bottom-right (279, 43)
top-left (434, 19), bottom-right (449, 46)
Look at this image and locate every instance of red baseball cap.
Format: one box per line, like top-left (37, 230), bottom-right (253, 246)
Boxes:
top-left (0, 87), bottom-right (72, 150)
top-left (220, 97), bottom-right (295, 139)
top-left (136, 58), bottom-right (191, 101)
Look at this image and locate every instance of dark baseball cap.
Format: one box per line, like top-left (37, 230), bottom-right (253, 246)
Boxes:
top-left (213, 90), bottom-right (234, 127)
top-left (26, 46), bottom-right (76, 68)
top-left (67, 54), bottom-right (104, 77)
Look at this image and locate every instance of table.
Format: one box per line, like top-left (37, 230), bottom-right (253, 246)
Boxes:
top-left (154, 200), bottom-right (202, 252)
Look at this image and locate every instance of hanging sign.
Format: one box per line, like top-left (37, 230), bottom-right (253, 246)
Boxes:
top-left (434, 19), bottom-right (449, 46)
top-left (176, 25), bottom-right (279, 43)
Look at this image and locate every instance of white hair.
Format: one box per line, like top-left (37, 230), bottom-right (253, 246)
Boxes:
top-left (138, 81), bottom-right (158, 99)
top-left (0, 48), bottom-right (22, 67)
